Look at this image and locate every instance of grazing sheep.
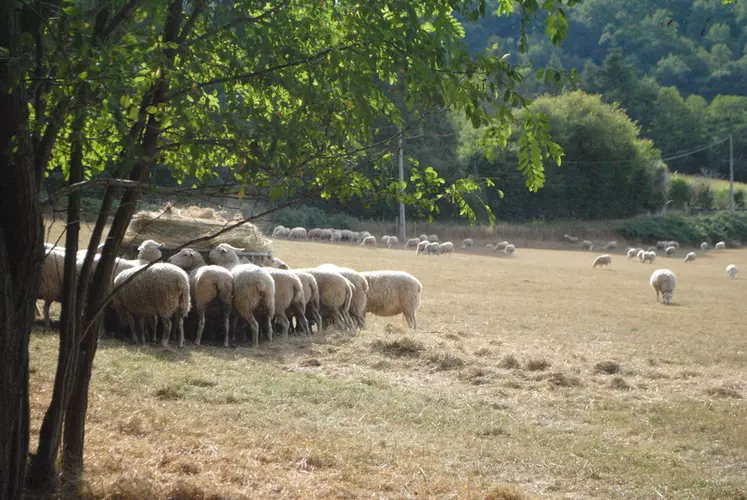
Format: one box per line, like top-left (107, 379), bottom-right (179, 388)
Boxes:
top-left (643, 251), bottom-right (656, 264)
top-left (300, 268), bottom-right (354, 331)
top-left (292, 270), bottom-right (323, 334)
top-left (668, 241), bottom-right (680, 249)
top-left (271, 225), bottom-right (286, 238)
top-left (563, 234), bottom-right (579, 244)
top-left (266, 268), bottom-right (309, 338)
top-left (425, 241), bottom-right (440, 255)
top-left (461, 238), bottom-right (473, 248)
top-left (113, 263), bottom-right (191, 347)
top-left (361, 271), bottom-right (422, 330)
top-left (684, 252), bottom-right (696, 263)
top-left (665, 246), bottom-right (676, 256)
top-left (494, 241), bottom-right (509, 252)
top-left (715, 241), bottom-right (726, 250)
top-left (330, 230), bottom-right (342, 243)
top-left (626, 248), bottom-right (639, 260)
top-left (308, 228), bottom-right (322, 240)
top-left (428, 234), bottom-right (439, 243)
top-left (581, 240), bottom-right (593, 251)
top-left (361, 235), bottom-right (377, 248)
top-left (592, 254), bottom-right (612, 268)
top-left (387, 236), bottom-right (399, 248)
top-left (438, 242), bottom-right (454, 256)
top-left (356, 231), bottom-right (371, 243)
top-left (38, 246), bottom-right (65, 329)
top-left (381, 235), bottom-right (391, 247)
top-left (650, 269), bottom-right (676, 305)
top-left (637, 249), bottom-right (646, 261)
top-left (405, 238), bottom-right (420, 249)
top-left (317, 264), bottom-right (368, 329)
top-left (231, 264), bottom-right (275, 347)
top-left (605, 241), bottom-right (617, 250)
top-left (339, 229), bottom-right (354, 242)
top-left (656, 241), bottom-right (668, 251)
top-left (418, 234), bottom-right (428, 242)
top-left (700, 242), bottom-right (708, 252)
top-left (209, 243), bottom-right (243, 270)
top-left (319, 229), bottom-right (333, 241)
top-left (416, 240), bottom-right (429, 255)
top-left (504, 244), bottom-right (516, 256)
top-left (726, 264), bottom-right (738, 279)
top-left (288, 227), bottom-right (307, 240)
top-left (167, 248), bottom-right (233, 347)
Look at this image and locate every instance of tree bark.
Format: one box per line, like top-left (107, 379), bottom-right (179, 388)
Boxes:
top-left (0, 6), bottom-right (42, 499)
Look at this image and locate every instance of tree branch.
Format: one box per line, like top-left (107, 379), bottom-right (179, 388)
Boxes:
top-left (102, 0), bottom-right (142, 39)
top-left (43, 179), bottom-right (143, 203)
top-left (185, 2), bottom-right (285, 47)
top-left (178, 0), bottom-right (206, 43)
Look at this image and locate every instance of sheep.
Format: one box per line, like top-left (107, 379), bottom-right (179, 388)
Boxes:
top-left (271, 225), bottom-right (286, 238)
top-left (684, 252), bottom-right (696, 263)
top-left (381, 235), bottom-right (391, 247)
top-left (647, 246), bottom-right (657, 252)
top-left (438, 242), bottom-right (454, 256)
top-left (307, 228), bottom-right (322, 240)
top-left (339, 229), bottom-right (354, 242)
top-left (230, 264), bottom-right (275, 347)
top-left (288, 227), bottom-right (307, 240)
top-left (563, 234), bottom-right (579, 244)
top-left (668, 241), bottom-right (680, 249)
top-left (650, 269), bottom-right (676, 305)
top-left (405, 238), bottom-right (420, 249)
top-left (605, 241), bottom-right (617, 250)
top-left (292, 270), bottom-right (323, 334)
top-left (592, 254), bottom-right (612, 268)
top-left (299, 268), bottom-right (354, 331)
top-left (356, 231), bottom-right (372, 243)
top-left (494, 241), bottom-right (509, 251)
top-left (318, 228), bottom-right (333, 241)
top-left (427, 234), bottom-right (439, 243)
top-left (167, 248), bottom-right (233, 347)
top-left (425, 241), bottom-right (440, 255)
top-left (700, 242), bottom-right (708, 252)
top-left (637, 249), bottom-right (646, 261)
top-left (112, 263), bottom-right (191, 347)
top-left (317, 264), bottom-right (368, 329)
top-left (461, 238), bottom-right (473, 248)
top-left (361, 271), bottom-right (422, 330)
top-left (626, 248), bottom-right (639, 260)
top-left (655, 241), bottom-right (668, 251)
top-left (265, 268), bottom-right (309, 339)
top-left (360, 235), bottom-right (377, 248)
top-left (416, 240), bottom-right (429, 255)
top-left (643, 251), bottom-right (656, 264)
top-left (581, 240), bottom-right (593, 251)
top-left (38, 246), bottom-right (65, 329)
top-left (715, 241), bottom-right (726, 250)
top-left (209, 243), bottom-right (243, 270)
top-left (726, 264), bottom-right (738, 279)
top-left (330, 230), bottom-right (342, 243)
top-left (504, 244), bottom-right (516, 256)
top-left (386, 236), bottom-right (399, 248)
top-left (418, 234), bottom-right (428, 242)
top-left (665, 246), bottom-right (676, 256)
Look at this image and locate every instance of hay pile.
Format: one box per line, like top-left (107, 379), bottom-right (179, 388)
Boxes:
top-left (125, 205), bottom-right (271, 253)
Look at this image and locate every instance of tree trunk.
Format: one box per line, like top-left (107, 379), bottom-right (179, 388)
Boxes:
top-left (0, 6), bottom-right (42, 500)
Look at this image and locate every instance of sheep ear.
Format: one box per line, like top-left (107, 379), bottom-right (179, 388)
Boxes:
top-left (158, 243), bottom-right (165, 249)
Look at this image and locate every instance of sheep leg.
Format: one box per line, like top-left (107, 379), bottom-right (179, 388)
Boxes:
top-left (222, 304), bottom-right (231, 348)
top-left (43, 300), bottom-right (52, 329)
top-left (177, 313), bottom-right (185, 349)
top-left (405, 313), bottom-right (417, 330)
top-left (160, 317), bottom-right (172, 347)
top-left (138, 316), bottom-right (147, 345)
top-left (276, 314), bottom-right (290, 341)
top-left (247, 314), bottom-right (260, 347)
top-left (195, 305), bottom-right (206, 346)
top-left (127, 313), bottom-right (139, 345)
top-left (263, 314), bottom-right (273, 343)
top-left (294, 305), bottom-right (310, 335)
top-left (314, 311), bottom-right (323, 334)
top-left (148, 316), bottom-right (158, 343)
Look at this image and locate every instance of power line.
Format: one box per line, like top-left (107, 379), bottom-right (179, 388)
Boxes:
top-left (561, 137), bottom-right (730, 165)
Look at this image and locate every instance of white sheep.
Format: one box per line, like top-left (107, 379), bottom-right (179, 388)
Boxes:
top-left (360, 235), bottom-right (377, 248)
top-left (292, 270), bottom-right (323, 334)
top-left (418, 234), bottom-right (428, 242)
top-left (684, 252), bottom-right (696, 263)
top-left (356, 231), bottom-right (371, 243)
top-left (339, 229), bottom-right (354, 242)
top-left (416, 240), bottom-right (429, 255)
top-left (700, 242), bottom-right (708, 252)
top-left (318, 264), bottom-right (368, 329)
top-left (726, 264), bottom-right (738, 279)
top-left (626, 248), bottom-right (639, 260)
top-left (307, 228), bottom-right (322, 240)
top-left (656, 241), bottom-right (668, 251)
top-left (428, 234), bottom-right (439, 243)
top-left (361, 271), bottom-right (422, 329)
top-left (438, 241), bottom-right (454, 256)
top-left (503, 244), bottom-right (515, 256)
top-left (386, 236), bottom-right (399, 248)
top-left (405, 238), bottom-right (420, 249)
top-left (112, 263), bottom-right (191, 347)
top-left (38, 246), bottom-right (65, 329)
top-left (288, 227), bottom-right (307, 240)
top-left (330, 230), bottom-right (342, 243)
top-left (665, 246), bottom-right (676, 256)
top-left (715, 241), bottom-right (726, 250)
top-left (271, 225), bottom-right (286, 238)
top-left (299, 268), bottom-right (354, 331)
top-left (650, 269), bottom-right (676, 305)
top-left (494, 241), bottom-right (509, 252)
top-left (461, 238), bottom-right (473, 248)
top-left (581, 240), bottom-right (593, 251)
top-left (425, 241), bottom-right (440, 255)
top-left (167, 248), bottom-right (233, 347)
top-left (231, 263), bottom-right (275, 347)
top-left (592, 254), bottom-right (612, 268)
top-left (605, 241), bottom-right (617, 250)
top-left (668, 241), bottom-right (680, 249)
top-left (266, 268), bottom-right (309, 338)
top-left (637, 249), bottom-right (646, 261)
top-left (381, 235), bottom-right (391, 247)
top-left (643, 251), bottom-right (656, 264)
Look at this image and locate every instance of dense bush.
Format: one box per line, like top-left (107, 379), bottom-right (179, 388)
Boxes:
top-left (619, 212), bottom-right (747, 245)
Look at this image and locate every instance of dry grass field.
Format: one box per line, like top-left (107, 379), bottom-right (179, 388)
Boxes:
top-left (29, 232), bottom-right (747, 499)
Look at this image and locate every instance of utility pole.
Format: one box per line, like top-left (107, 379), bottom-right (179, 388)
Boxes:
top-left (729, 134), bottom-right (734, 213)
top-left (398, 127), bottom-right (406, 242)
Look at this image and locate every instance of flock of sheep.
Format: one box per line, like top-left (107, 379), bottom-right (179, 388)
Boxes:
top-left (38, 240), bottom-right (423, 348)
top-left (586, 238), bottom-right (740, 305)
